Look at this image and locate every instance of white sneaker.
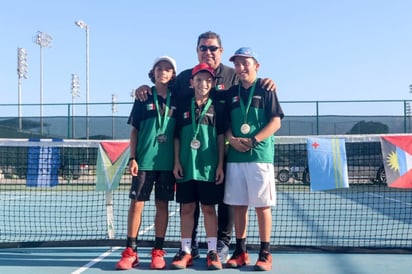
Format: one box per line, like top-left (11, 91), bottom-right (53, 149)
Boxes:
top-left (216, 240), bottom-right (230, 263)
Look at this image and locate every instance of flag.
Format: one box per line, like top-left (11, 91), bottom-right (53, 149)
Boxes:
top-left (380, 135), bottom-right (412, 188)
top-left (146, 103), bottom-right (155, 110)
top-left (307, 137), bottom-right (349, 191)
top-left (95, 141), bottom-right (130, 191)
top-left (26, 138), bottom-right (62, 187)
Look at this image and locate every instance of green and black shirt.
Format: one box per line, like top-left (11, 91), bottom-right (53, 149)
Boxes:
top-left (226, 78), bottom-right (284, 163)
top-left (175, 95), bottom-right (227, 182)
top-left (127, 87), bottom-right (177, 171)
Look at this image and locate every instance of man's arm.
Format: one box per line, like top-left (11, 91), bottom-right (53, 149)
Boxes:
top-left (134, 85), bottom-right (151, 101)
top-left (259, 78), bottom-right (277, 92)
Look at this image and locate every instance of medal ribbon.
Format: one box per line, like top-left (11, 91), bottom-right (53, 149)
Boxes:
top-left (191, 97), bottom-right (212, 140)
top-left (238, 80), bottom-right (257, 124)
top-left (153, 87), bottom-right (171, 135)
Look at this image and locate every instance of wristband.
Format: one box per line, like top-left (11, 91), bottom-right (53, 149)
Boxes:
top-left (128, 157), bottom-right (136, 164)
top-left (251, 136), bottom-right (259, 148)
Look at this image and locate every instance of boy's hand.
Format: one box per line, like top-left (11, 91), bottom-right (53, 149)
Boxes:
top-left (215, 166), bottom-right (224, 184)
top-left (228, 136), bottom-right (251, 152)
top-left (129, 160), bottom-right (138, 176)
top-left (173, 163), bottom-right (183, 179)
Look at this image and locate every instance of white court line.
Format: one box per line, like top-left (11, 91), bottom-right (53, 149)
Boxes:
top-left (0, 195), bottom-right (30, 201)
top-left (367, 192), bottom-right (412, 206)
top-left (71, 207), bottom-right (180, 274)
top-left (71, 246), bottom-right (121, 274)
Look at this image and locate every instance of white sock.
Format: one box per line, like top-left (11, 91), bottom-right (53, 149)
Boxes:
top-left (207, 237), bottom-right (217, 252)
top-left (181, 238), bottom-right (192, 254)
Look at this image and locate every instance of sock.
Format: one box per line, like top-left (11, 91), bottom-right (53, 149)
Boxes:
top-left (260, 241), bottom-right (270, 253)
top-left (235, 238), bottom-right (247, 253)
top-left (181, 238), bottom-right (192, 254)
top-left (126, 236), bottom-right (137, 251)
top-left (154, 237), bottom-right (164, 250)
top-left (206, 237), bottom-right (217, 252)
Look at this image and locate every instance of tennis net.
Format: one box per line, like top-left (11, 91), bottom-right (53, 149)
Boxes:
top-left (0, 136), bottom-right (411, 252)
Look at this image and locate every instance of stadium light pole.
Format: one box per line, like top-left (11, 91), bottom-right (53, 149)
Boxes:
top-left (17, 48), bottom-right (28, 131)
top-left (71, 74), bottom-right (80, 138)
top-left (111, 94), bottom-right (118, 139)
top-left (75, 20), bottom-right (90, 139)
top-left (33, 31), bottom-right (52, 136)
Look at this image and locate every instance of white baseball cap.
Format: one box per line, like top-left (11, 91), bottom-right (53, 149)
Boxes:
top-left (152, 56), bottom-right (177, 72)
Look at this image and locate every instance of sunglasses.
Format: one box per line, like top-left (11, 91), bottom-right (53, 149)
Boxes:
top-left (198, 45), bottom-right (220, 52)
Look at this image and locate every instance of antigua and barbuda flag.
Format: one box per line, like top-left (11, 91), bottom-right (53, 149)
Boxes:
top-left (380, 135), bottom-right (412, 188)
top-left (307, 137), bottom-right (349, 191)
top-left (95, 141), bottom-right (130, 191)
top-left (26, 138), bottom-right (62, 187)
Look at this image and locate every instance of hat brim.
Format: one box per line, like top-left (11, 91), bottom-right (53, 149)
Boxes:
top-left (229, 54), bottom-right (257, 62)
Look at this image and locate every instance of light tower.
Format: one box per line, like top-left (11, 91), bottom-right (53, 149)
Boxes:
top-left (71, 74), bottom-right (80, 138)
top-left (75, 20), bottom-right (90, 139)
top-left (33, 31), bottom-right (53, 136)
top-left (17, 48), bottom-right (28, 130)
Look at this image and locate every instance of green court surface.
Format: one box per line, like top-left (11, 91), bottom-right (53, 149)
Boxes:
top-left (0, 246), bottom-right (411, 274)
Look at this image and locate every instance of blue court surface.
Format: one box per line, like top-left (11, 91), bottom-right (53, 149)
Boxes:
top-left (0, 246), bottom-right (410, 274)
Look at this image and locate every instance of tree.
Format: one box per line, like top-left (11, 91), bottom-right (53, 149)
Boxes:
top-left (346, 120), bottom-right (389, 134)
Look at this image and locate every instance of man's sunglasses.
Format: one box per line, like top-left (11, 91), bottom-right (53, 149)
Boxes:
top-left (198, 45), bottom-right (220, 52)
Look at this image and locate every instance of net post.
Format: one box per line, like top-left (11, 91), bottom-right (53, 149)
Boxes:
top-left (106, 190), bottom-right (115, 239)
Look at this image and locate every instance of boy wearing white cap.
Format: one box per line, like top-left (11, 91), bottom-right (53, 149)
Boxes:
top-left (116, 56), bottom-right (177, 270)
top-left (224, 47), bottom-right (284, 271)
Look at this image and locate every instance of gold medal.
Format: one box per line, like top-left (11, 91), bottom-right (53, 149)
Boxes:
top-left (240, 123), bottom-right (250, 134)
top-left (190, 139), bottom-right (201, 149)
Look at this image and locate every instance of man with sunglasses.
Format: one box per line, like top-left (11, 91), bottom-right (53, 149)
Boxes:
top-left (135, 31), bottom-right (276, 263)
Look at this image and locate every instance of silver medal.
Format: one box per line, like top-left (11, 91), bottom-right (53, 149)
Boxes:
top-left (240, 123), bottom-right (251, 134)
top-left (190, 139), bottom-right (201, 149)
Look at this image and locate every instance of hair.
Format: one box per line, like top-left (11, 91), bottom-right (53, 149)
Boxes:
top-left (197, 31), bottom-right (222, 47)
top-left (148, 67), bottom-right (176, 85)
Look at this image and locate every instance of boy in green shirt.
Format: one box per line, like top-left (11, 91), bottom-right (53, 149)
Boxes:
top-left (172, 63), bottom-right (227, 270)
top-left (116, 56), bottom-right (177, 270)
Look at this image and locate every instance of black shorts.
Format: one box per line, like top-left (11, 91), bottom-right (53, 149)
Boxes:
top-left (176, 180), bottom-right (224, 206)
top-left (129, 170), bottom-right (175, 201)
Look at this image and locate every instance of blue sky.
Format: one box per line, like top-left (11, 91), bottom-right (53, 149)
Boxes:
top-left (1, 0), bottom-right (412, 117)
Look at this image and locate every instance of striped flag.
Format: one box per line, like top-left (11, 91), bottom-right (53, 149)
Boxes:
top-left (95, 141), bottom-right (130, 191)
top-left (307, 137), bottom-right (349, 191)
top-left (380, 135), bottom-right (412, 188)
top-left (26, 139), bottom-right (61, 187)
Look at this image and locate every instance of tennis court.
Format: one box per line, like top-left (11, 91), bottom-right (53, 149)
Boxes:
top-left (0, 137), bottom-right (411, 273)
top-left (0, 246), bottom-right (411, 274)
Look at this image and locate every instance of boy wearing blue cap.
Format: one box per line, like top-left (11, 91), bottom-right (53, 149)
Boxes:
top-left (224, 47), bottom-right (284, 271)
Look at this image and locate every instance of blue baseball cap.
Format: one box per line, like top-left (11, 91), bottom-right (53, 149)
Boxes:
top-left (229, 47), bottom-right (259, 63)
